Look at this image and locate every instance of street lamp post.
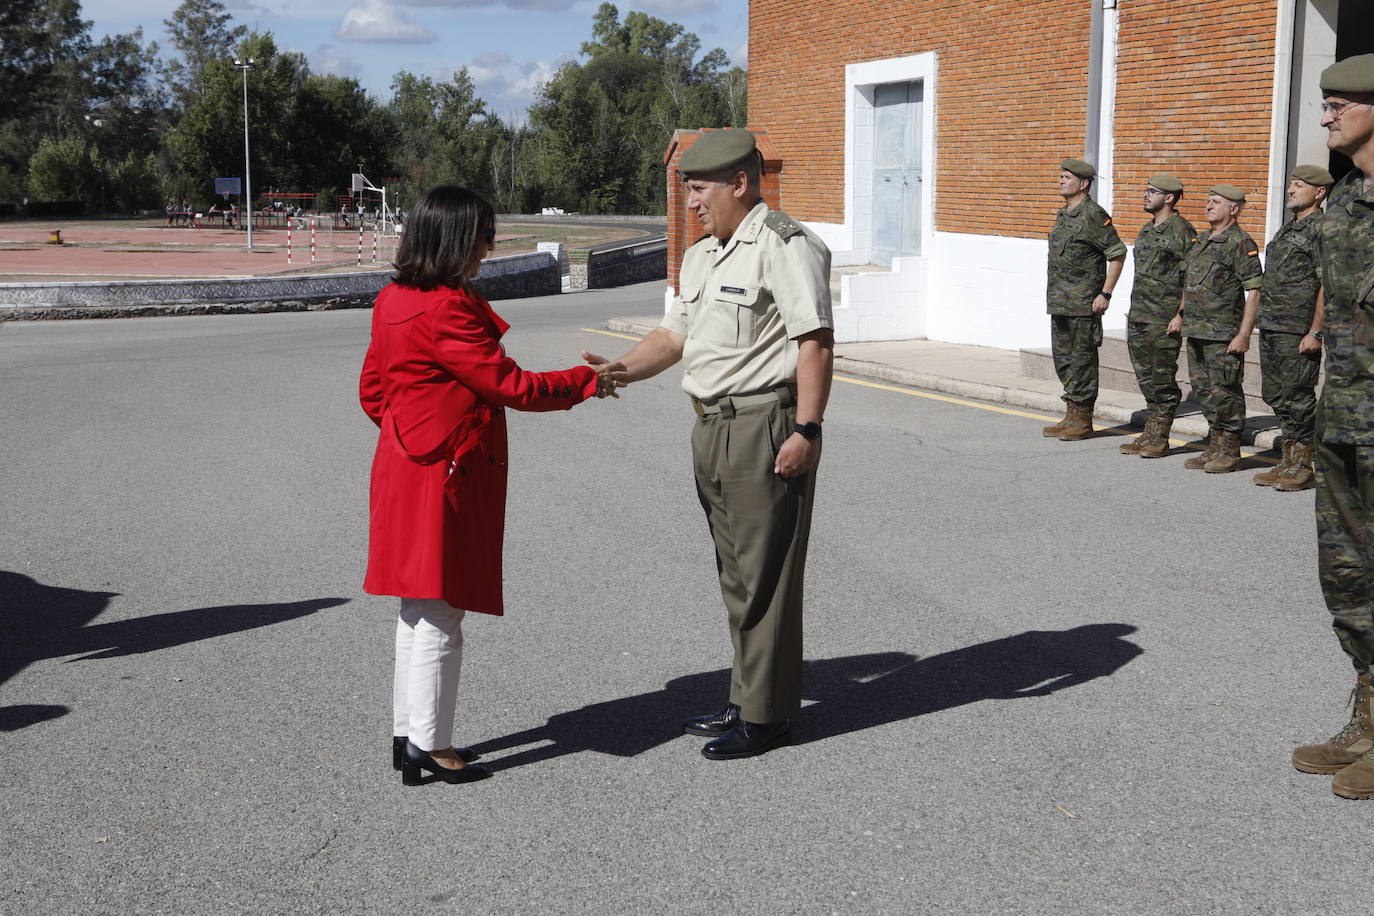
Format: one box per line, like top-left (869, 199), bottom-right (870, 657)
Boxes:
top-left (233, 57), bottom-right (256, 250)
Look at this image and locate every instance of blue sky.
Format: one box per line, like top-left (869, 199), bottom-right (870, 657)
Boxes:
top-left (80, 0), bottom-right (749, 120)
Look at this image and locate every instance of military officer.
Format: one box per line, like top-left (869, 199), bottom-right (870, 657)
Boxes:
top-left (1290, 54), bottom-right (1374, 800)
top-left (582, 129), bottom-right (833, 760)
top-left (1168, 184), bottom-right (1263, 473)
top-left (1120, 173), bottom-right (1195, 458)
top-left (1253, 165), bottom-right (1333, 491)
top-left (1043, 158), bottom-right (1128, 441)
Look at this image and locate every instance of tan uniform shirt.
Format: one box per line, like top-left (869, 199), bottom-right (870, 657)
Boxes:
top-left (662, 201), bottom-right (833, 400)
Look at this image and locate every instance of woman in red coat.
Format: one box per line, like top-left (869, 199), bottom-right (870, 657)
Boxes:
top-left (359, 186), bottom-right (617, 786)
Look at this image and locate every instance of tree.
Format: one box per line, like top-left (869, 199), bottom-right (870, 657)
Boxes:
top-left (27, 135), bottom-right (97, 202)
top-left (163, 0), bottom-right (246, 112)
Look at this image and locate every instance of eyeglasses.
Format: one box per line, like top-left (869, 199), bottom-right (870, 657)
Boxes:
top-left (1143, 188), bottom-right (1167, 196)
top-left (1320, 99), bottom-right (1368, 118)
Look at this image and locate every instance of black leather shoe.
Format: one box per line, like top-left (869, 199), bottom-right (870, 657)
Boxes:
top-left (683, 703), bottom-right (741, 737)
top-left (701, 719), bottom-right (791, 760)
top-left (401, 740), bottom-right (492, 786)
top-left (393, 736), bottom-right (478, 770)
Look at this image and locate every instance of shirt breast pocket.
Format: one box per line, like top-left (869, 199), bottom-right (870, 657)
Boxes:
top-left (1278, 248), bottom-right (1315, 285)
top-left (1203, 258), bottom-right (1231, 293)
top-left (1355, 266), bottom-right (1374, 305)
top-left (706, 284), bottom-right (763, 348)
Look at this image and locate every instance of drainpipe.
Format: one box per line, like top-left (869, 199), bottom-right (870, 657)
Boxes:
top-left (1084, 0), bottom-right (1118, 211)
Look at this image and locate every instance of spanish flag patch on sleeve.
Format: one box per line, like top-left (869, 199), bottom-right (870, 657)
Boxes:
top-left (1248, 249), bottom-right (1259, 256)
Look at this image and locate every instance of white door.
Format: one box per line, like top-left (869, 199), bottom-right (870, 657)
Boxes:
top-left (872, 80), bottom-right (924, 266)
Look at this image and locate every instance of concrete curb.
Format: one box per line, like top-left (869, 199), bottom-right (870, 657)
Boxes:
top-left (605, 316), bottom-right (1282, 452)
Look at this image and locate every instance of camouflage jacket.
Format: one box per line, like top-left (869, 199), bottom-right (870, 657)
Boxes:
top-left (1259, 211), bottom-right (1323, 333)
top-left (1046, 197), bottom-right (1127, 316)
top-left (1182, 223), bottom-right (1263, 340)
top-left (1128, 212), bottom-right (1196, 325)
top-left (1316, 169), bottom-right (1374, 445)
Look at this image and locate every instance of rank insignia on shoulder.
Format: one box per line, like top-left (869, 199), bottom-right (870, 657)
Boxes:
top-left (721, 285), bottom-right (746, 294)
top-left (764, 211), bottom-right (803, 239)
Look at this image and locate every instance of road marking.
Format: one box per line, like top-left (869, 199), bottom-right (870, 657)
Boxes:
top-left (580, 328), bottom-right (1277, 462)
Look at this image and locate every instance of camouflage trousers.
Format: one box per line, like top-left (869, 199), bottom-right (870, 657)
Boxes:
top-left (1315, 435), bottom-right (1374, 674)
top-left (1050, 314), bottom-right (1102, 405)
top-left (1126, 321), bottom-right (1182, 415)
top-left (1185, 337), bottom-right (1246, 433)
top-left (1259, 330), bottom-right (1319, 445)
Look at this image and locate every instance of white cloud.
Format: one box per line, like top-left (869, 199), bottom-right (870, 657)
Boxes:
top-left (335, 0), bottom-right (438, 42)
top-left (460, 51), bottom-right (573, 118)
top-left (732, 40), bottom-right (747, 68)
top-left (310, 44), bottom-right (364, 77)
top-left (401, 0), bottom-right (580, 9)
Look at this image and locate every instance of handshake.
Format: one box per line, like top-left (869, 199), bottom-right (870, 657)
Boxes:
top-left (582, 350), bottom-right (629, 399)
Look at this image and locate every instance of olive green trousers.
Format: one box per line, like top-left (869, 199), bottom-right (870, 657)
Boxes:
top-left (691, 396), bottom-right (817, 724)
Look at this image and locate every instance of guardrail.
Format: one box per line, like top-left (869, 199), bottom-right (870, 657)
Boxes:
top-left (570, 239), bottom-right (667, 290)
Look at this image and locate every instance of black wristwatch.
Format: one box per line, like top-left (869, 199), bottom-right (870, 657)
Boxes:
top-left (1099, 290), bottom-right (1113, 300)
top-left (795, 421), bottom-right (822, 441)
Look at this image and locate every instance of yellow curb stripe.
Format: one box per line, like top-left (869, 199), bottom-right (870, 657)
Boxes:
top-left (581, 328), bottom-right (1277, 463)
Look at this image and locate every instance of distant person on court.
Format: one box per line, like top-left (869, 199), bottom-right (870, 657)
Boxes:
top-left (1042, 158), bottom-right (1127, 441)
top-left (359, 185), bottom-right (622, 787)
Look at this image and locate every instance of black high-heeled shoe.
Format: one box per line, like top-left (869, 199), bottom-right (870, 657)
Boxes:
top-left (401, 740), bottom-right (492, 786)
top-left (392, 736), bottom-right (478, 770)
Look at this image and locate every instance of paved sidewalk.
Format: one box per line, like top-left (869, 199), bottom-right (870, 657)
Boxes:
top-left (607, 316), bottom-right (1283, 453)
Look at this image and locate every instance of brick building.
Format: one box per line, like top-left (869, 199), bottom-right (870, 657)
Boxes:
top-left (736, 0), bottom-right (1374, 346)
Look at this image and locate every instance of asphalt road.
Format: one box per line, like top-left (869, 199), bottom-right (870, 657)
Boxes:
top-left (0, 283), bottom-right (1362, 914)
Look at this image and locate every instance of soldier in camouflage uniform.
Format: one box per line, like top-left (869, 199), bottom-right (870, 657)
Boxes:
top-left (1042, 157), bottom-right (1127, 441)
top-left (1169, 184), bottom-right (1263, 474)
top-left (1253, 165), bottom-right (1333, 491)
top-left (1290, 54), bottom-right (1374, 800)
top-left (1120, 173), bottom-right (1195, 458)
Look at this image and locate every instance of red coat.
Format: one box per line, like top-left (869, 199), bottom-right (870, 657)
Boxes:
top-left (359, 283), bottom-right (596, 615)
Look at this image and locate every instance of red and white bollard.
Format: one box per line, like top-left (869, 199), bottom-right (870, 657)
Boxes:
top-left (310, 218), bottom-right (317, 263)
top-left (287, 222), bottom-right (293, 265)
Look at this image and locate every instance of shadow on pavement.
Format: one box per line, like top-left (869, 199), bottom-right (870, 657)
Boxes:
top-left (474, 623), bottom-right (1141, 769)
top-left (0, 570), bottom-right (348, 729)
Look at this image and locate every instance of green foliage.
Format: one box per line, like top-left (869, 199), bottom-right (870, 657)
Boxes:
top-left (0, 0), bottom-right (745, 217)
top-left (27, 135), bottom-right (98, 202)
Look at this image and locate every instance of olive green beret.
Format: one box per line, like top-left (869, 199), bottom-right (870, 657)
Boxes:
top-left (1291, 164), bottom-right (1335, 187)
top-left (1147, 173), bottom-right (1183, 193)
top-left (1210, 184), bottom-right (1246, 203)
top-left (1061, 158), bottom-right (1095, 179)
top-left (679, 130), bottom-right (757, 175)
top-left (1320, 53), bottom-right (1374, 94)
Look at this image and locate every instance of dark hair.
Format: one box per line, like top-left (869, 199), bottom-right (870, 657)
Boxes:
top-left (392, 185), bottom-right (495, 291)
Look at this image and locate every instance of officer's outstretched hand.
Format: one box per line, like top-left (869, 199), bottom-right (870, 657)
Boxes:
top-left (774, 433), bottom-right (819, 478)
top-left (581, 351), bottom-right (628, 398)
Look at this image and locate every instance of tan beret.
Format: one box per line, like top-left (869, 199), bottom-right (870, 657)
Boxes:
top-left (1291, 164), bottom-right (1335, 187)
top-left (1061, 158), bottom-right (1095, 179)
top-left (1210, 184), bottom-right (1246, 203)
top-left (1148, 173), bottom-right (1183, 193)
top-left (1320, 54), bottom-right (1374, 95)
top-left (679, 130), bottom-right (757, 175)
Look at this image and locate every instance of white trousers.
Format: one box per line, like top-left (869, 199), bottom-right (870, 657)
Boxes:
top-left (392, 597), bottom-right (466, 752)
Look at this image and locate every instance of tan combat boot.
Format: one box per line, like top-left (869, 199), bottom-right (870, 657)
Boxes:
top-left (1042, 407), bottom-right (1072, 437)
top-left (1119, 410), bottom-right (1157, 455)
top-left (1183, 429), bottom-right (1217, 469)
top-left (1252, 439), bottom-right (1291, 487)
top-left (1137, 414), bottom-right (1175, 459)
top-left (1203, 431), bottom-right (1243, 473)
top-left (1293, 673), bottom-right (1374, 774)
top-left (1332, 757), bottom-right (1374, 799)
top-left (1275, 442), bottom-right (1316, 492)
top-left (1056, 404), bottom-right (1095, 441)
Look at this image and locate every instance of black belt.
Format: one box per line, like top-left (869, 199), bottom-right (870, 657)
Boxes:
top-left (691, 384), bottom-right (796, 418)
